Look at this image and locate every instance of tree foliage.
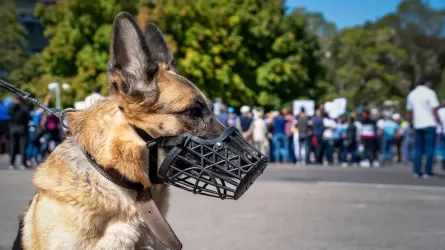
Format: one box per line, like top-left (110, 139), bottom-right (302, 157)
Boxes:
top-left (0, 0), bottom-right (27, 79)
top-left (12, 0), bottom-right (323, 109)
top-left (371, 0), bottom-right (445, 93)
top-left (322, 0), bottom-right (445, 109)
top-left (324, 28), bottom-right (406, 108)
top-left (143, 0), bottom-right (324, 109)
top-left (25, 0), bottom-right (138, 105)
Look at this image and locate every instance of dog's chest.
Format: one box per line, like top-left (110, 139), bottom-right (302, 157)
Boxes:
top-left (96, 216), bottom-right (156, 249)
top-left (77, 191), bottom-right (163, 250)
top-left (93, 186), bottom-right (160, 249)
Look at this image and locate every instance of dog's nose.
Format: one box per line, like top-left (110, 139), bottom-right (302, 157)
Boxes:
top-left (210, 117), bottom-right (226, 134)
top-left (197, 116), bottom-right (225, 139)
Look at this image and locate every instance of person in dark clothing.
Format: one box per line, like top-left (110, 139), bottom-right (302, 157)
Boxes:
top-left (296, 108), bottom-right (310, 164)
top-left (342, 116), bottom-right (358, 167)
top-left (40, 103), bottom-right (62, 158)
top-left (282, 108), bottom-right (296, 163)
top-left (272, 112), bottom-right (289, 163)
top-left (236, 105), bottom-right (253, 142)
top-left (7, 96), bottom-right (31, 170)
top-left (0, 100), bottom-right (10, 154)
top-left (312, 109), bottom-right (324, 164)
top-left (360, 110), bottom-right (379, 168)
top-left (306, 125), bottom-right (319, 163)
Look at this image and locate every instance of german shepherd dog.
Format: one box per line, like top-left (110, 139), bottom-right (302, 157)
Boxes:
top-left (13, 12), bottom-right (225, 250)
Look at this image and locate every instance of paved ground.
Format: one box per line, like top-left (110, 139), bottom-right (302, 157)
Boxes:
top-left (1, 159), bottom-right (445, 250)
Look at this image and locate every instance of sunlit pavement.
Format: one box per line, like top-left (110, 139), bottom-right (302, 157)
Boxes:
top-left (1, 161), bottom-right (445, 250)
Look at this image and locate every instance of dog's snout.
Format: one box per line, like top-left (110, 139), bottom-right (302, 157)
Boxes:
top-left (195, 115), bottom-right (225, 139)
top-left (209, 116), bottom-right (226, 134)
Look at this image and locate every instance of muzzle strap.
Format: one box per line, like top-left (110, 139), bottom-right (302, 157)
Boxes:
top-left (136, 189), bottom-right (182, 250)
top-left (130, 124), bottom-right (164, 184)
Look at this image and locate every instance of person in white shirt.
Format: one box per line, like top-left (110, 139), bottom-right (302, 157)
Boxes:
top-left (84, 86), bottom-right (104, 109)
top-left (321, 112), bottom-right (336, 166)
top-left (251, 111), bottom-right (269, 156)
top-left (376, 112), bottom-right (386, 161)
top-left (252, 106), bottom-right (259, 120)
top-left (352, 113), bottom-right (362, 164)
top-left (406, 77), bottom-right (443, 178)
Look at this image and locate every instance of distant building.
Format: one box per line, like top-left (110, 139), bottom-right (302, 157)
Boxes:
top-left (13, 0), bottom-right (57, 54)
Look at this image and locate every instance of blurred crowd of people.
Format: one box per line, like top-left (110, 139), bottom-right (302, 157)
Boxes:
top-left (0, 93), bottom-right (68, 170)
top-left (0, 86), bottom-right (104, 170)
top-left (216, 77), bottom-right (445, 179)
top-left (216, 105), bottom-right (415, 168)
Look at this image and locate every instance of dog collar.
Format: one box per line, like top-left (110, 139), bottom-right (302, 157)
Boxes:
top-left (81, 149), bottom-right (144, 191)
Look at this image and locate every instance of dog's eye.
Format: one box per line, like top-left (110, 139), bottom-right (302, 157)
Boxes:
top-left (185, 107), bottom-right (203, 118)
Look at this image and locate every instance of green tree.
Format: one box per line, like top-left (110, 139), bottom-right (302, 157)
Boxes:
top-left (304, 11), bottom-right (337, 38)
top-left (370, 0), bottom-right (445, 93)
top-left (7, 55), bottom-right (46, 96)
top-left (0, 0), bottom-right (27, 82)
top-left (256, 8), bottom-right (325, 108)
top-left (144, 0), bottom-right (323, 109)
top-left (32, 0), bottom-right (138, 106)
top-left (301, 10), bottom-right (338, 107)
top-left (324, 27), bottom-right (407, 108)
top-left (317, 0), bottom-right (445, 109)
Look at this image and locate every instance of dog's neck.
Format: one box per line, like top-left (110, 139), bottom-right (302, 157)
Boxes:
top-left (68, 99), bottom-right (152, 188)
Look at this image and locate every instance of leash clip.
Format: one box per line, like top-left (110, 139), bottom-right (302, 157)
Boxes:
top-left (57, 108), bottom-right (77, 129)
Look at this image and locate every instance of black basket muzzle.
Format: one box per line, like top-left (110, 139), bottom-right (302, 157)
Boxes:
top-left (156, 126), bottom-right (268, 200)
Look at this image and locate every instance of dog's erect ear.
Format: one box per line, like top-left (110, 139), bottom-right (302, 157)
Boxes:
top-left (108, 12), bottom-right (158, 101)
top-left (144, 23), bottom-right (176, 71)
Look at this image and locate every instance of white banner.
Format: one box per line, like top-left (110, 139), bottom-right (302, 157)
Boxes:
top-left (324, 101), bottom-right (335, 118)
top-left (325, 98), bottom-right (347, 119)
top-left (293, 100), bottom-right (315, 116)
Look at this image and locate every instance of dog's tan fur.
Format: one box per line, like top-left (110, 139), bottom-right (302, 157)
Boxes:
top-left (18, 12), bottom-right (223, 250)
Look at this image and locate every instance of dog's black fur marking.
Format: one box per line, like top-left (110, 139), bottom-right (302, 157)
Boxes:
top-left (12, 196), bottom-right (35, 250)
top-left (11, 214), bottom-right (24, 250)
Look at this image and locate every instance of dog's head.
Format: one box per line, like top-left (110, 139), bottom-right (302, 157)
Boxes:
top-left (105, 12), bottom-right (229, 178)
top-left (107, 13), bottom-right (224, 141)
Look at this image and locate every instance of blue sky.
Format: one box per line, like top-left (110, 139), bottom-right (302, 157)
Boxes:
top-left (285, 0), bottom-right (445, 29)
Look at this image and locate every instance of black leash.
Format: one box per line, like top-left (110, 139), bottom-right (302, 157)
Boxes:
top-left (0, 78), bottom-right (76, 129)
